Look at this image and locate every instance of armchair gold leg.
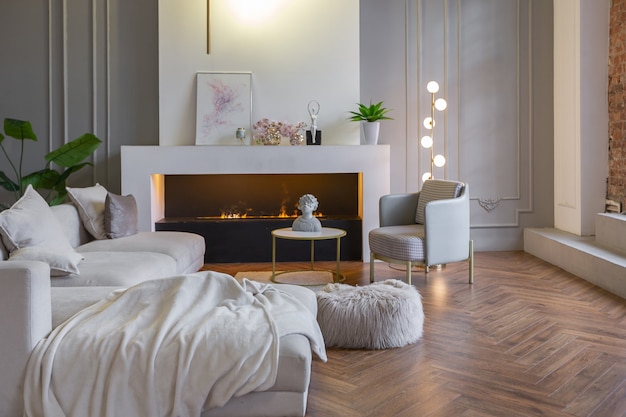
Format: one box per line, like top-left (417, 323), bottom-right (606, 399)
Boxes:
top-left (406, 261), bottom-right (412, 285)
top-left (469, 240), bottom-right (474, 284)
top-left (370, 251), bottom-right (375, 283)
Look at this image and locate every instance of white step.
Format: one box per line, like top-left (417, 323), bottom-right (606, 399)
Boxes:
top-left (596, 213), bottom-right (626, 254)
top-left (524, 227), bottom-right (626, 300)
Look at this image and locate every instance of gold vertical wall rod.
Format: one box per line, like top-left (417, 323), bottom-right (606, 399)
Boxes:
top-left (207, 0), bottom-right (210, 54)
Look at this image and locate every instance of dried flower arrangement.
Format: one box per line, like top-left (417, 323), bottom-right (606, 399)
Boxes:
top-left (253, 119), bottom-right (307, 145)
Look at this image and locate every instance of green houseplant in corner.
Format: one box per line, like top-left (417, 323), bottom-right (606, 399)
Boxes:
top-left (348, 101), bottom-right (393, 145)
top-left (0, 118), bottom-right (102, 209)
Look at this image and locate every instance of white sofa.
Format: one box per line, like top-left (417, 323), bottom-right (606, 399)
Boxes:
top-left (0, 202), bottom-right (319, 417)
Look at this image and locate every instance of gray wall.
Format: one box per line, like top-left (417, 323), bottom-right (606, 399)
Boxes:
top-left (360, 0), bottom-right (555, 250)
top-left (0, 0), bottom-right (555, 251)
top-left (0, 0), bottom-right (159, 201)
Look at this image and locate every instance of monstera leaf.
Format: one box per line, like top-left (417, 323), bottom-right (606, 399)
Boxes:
top-left (45, 133), bottom-right (101, 167)
top-left (0, 118), bottom-right (102, 208)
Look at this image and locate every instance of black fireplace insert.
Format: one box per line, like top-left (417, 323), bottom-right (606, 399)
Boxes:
top-left (155, 173), bottom-right (363, 263)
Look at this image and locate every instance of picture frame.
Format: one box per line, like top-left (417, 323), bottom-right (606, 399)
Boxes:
top-left (195, 72), bottom-right (252, 145)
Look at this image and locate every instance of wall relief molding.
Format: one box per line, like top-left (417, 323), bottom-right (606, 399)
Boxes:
top-left (477, 197), bottom-right (502, 213)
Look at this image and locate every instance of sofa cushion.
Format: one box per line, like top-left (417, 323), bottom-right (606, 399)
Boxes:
top-left (51, 286), bottom-right (122, 327)
top-left (66, 183), bottom-right (109, 240)
top-left (104, 192), bottom-right (138, 239)
top-left (49, 283), bottom-right (317, 392)
top-left (415, 179), bottom-right (464, 224)
top-left (274, 284), bottom-right (317, 316)
top-left (9, 246), bottom-right (84, 276)
top-left (77, 231), bottom-right (205, 274)
top-left (0, 185), bottom-right (77, 256)
top-left (369, 224), bottom-right (425, 262)
top-left (50, 251), bottom-right (178, 287)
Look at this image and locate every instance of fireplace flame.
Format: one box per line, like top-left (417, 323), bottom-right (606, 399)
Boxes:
top-left (219, 202), bottom-right (252, 219)
top-left (220, 212), bottom-right (248, 219)
top-left (207, 210), bottom-right (325, 220)
top-left (217, 207), bottom-right (324, 219)
top-left (277, 198), bottom-right (292, 218)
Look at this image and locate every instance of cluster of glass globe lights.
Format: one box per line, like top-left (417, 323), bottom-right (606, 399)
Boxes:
top-left (421, 81), bottom-right (447, 182)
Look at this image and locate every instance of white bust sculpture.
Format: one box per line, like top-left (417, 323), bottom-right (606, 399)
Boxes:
top-left (292, 194), bottom-right (322, 232)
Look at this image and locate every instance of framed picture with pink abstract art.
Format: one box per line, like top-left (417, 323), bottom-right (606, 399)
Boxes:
top-left (195, 72), bottom-right (252, 145)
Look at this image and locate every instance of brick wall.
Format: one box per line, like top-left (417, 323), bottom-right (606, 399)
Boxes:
top-left (608, 0), bottom-right (626, 212)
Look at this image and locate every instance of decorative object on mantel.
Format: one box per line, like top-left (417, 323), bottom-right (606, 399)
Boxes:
top-left (289, 129), bottom-right (305, 146)
top-left (306, 100), bottom-right (322, 145)
top-left (420, 81), bottom-right (447, 182)
top-left (253, 119), bottom-right (306, 146)
top-left (195, 72), bottom-right (252, 145)
top-left (235, 127), bottom-right (246, 145)
top-left (306, 130), bottom-right (322, 145)
top-left (348, 100), bottom-right (393, 145)
top-left (478, 197), bottom-right (502, 213)
top-left (292, 194), bottom-right (322, 232)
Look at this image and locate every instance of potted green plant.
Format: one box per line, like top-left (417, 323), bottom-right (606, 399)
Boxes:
top-left (348, 101), bottom-right (393, 145)
top-left (0, 118), bottom-right (102, 209)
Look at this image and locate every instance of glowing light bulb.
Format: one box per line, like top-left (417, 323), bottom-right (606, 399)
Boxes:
top-left (426, 81), bottom-right (439, 94)
top-left (434, 154), bottom-right (446, 167)
top-left (228, 0), bottom-right (281, 22)
top-left (435, 98), bottom-right (447, 111)
top-left (421, 135), bottom-right (433, 149)
top-left (423, 117), bottom-right (434, 129)
top-left (422, 172), bottom-right (432, 182)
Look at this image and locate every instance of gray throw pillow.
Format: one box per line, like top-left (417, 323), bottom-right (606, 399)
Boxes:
top-left (415, 180), bottom-right (464, 224)
top-left (104, 192), bottom-right (138, 239)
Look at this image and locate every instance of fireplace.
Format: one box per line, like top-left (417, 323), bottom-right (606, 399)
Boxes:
top-left (120, 145), bottom-right (391, 262)
top-left (155, 173), bottom-right (362, 262)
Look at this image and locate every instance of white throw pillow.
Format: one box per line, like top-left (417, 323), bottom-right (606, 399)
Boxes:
top-left (66, 183), bottom-right (109, 240)
top-left (0, 185), bottom-right (75, 253)
top-left (9, 246), bottom-right (84, 276)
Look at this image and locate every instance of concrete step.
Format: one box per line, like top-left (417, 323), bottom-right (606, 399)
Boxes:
top-left (596, 213), bottom-right (626, 254)
top-left (524, 227), bottom-right (626, 300)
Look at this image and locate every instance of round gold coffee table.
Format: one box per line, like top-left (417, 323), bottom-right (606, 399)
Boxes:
top-left (271, 227), bottom-right (346, 285)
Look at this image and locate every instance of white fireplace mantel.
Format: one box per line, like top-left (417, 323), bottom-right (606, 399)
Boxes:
top-left (121, 145), bottom-right (390, 262)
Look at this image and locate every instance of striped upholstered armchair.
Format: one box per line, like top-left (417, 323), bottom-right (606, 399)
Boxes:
top-left (368, 179), bottom-right (473, 285)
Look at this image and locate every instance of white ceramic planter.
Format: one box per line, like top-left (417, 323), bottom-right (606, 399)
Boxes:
top-left (362, 121), bottom-right (380, 145)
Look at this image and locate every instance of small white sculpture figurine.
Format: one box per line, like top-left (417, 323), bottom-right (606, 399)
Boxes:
top-left (308, 100), bottom-right (320, 144)
top-left (292, 194), bottom-right (322, 232)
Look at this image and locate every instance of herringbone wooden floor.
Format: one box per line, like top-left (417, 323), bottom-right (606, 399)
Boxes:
top-left (205, 251), bottom-right (626, 417)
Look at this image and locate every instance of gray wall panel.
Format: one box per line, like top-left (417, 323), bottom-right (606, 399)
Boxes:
top-left (360, 0), bottom-right (554, 250)
top-left (0, 0), bottom-right (158, 204)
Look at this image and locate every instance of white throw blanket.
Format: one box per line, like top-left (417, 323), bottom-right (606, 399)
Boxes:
top-left (23, 271), bottom-right (326, 417)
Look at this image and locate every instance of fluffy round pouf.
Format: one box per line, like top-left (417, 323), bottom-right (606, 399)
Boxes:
top-left (316, 279), bottom-right (424, 349)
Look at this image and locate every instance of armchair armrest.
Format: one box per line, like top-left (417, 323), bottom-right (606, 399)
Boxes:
top-left (424, 185), bottom-right (471, 266)
top-left (379, 193), bottom-right (420, 227)
top-left (0, 261), bottom-right (52, 417)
